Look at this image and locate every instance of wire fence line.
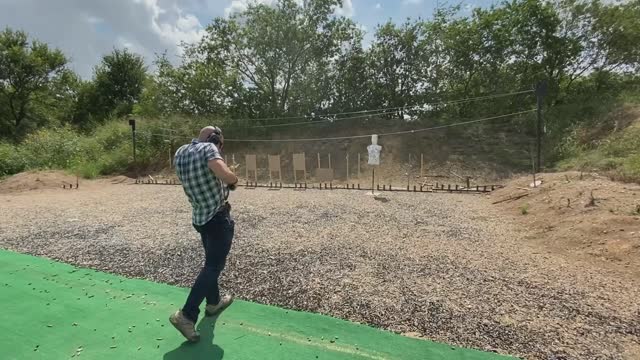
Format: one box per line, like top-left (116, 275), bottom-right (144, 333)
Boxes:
top-left (124, 86), bottom-right (544, 190)
top-left (138, 109), bottom-right (536, 143)
top-left (212, 89), bottom-right (535, 123)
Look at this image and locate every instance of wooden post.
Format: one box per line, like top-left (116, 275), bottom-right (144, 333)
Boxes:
top-left (169, 139), bottom-right (175, 168)
top-left (358, 153), bottom-right (361, 179)
top-left (531, 147), bottom-right (538, 188)
top-left (407, 154), bottom-right (411, 190)
top-left (317, 153), bottom-right (321, 169)
top-left (420, 153), bottom-right (424, 178)
top-left (536, 80), bottom-right (547, 172)
top-left (371, 169), bottom-right (375, 195)
top-left (346, 153), bottom-right (349, 181)
top-left (328, 153), bottom-right (332, 170)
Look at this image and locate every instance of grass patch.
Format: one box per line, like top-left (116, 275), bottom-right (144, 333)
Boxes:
top-left (0, 120), bottom-right (179, 179)
top-left (557, 109), bottom-right (640, 183)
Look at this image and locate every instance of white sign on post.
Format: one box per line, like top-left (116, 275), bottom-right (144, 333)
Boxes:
top-left (367, 134), bottom-right (382, 166)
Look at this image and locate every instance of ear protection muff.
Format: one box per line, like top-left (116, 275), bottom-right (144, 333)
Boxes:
top-left (205, 127), bottom-right (224, 149)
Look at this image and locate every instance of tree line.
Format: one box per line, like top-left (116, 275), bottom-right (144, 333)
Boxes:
top-left (1, 0), bottom-right (639, 158)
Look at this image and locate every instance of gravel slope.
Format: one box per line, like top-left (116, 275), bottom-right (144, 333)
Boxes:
top-left (1, 184), bottom-right (639, 359)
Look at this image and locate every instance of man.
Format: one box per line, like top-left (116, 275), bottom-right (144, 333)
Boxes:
top-left (169, 126), bottom-right (239, 342)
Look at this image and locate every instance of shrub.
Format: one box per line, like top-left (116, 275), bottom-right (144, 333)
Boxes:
top-left (0, 142), bottom-right (26, 176)
top-left (18, 126), bottom-right (82, 170)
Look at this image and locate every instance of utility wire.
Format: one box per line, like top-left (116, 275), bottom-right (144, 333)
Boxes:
top-left (219, 89), bottom-right (534, 123)
top-left (226, 109), bottom-right (535, 142)
top-left (138, 90), bottom-right (535, 132)
top-left (140, 109), bottom-right (535, 143)
top-left (250, 108), bottom-right (402, 128)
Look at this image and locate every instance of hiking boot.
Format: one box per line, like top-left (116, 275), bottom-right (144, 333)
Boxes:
top-left (169, 310), bottom-right (200, 343)
top-left (205, 295), bottom-right (234, 317)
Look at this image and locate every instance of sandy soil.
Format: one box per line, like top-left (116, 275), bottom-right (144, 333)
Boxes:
top-left (491, 171), bottom-right (640, 279)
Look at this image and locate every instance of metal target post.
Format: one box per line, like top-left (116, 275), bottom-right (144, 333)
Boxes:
top-left (535, 80), bottom-right (548, 173)
top-left (164, 139), bottom-right (172, 167)
top-left (128, 118), bottom-right (137, 167)
top-left (371, 168), bottom-right (375, 195)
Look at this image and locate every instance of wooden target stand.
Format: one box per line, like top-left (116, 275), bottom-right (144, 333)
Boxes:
top-left (267, 155), bottom-right (283, 190)
top-left (293, 153), bottom-right (307, 190)
top-left (135, 150), bottom-right (502, 194)
top-left (245, 154), bottom-right (258, 186)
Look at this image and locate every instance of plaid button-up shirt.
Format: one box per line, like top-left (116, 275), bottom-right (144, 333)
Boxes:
top-left (175, 140), bottom-right (226, 226)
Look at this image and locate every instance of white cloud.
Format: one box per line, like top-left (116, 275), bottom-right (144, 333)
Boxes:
top-left (1, 0), bottom-right (357, 79)
top-left (374, 3), bottom-right (382, 10)
top-left (402, 0), bottom-right (423, 5)
top-left (86, 15), bottom-right (104, 24)
top-left (225, 0), bottom-right (354, 18)
top-left (0, 0), bottom-right (208, 78)
top-left (225, 0), bottom-right (278, 17)
top-left (134, 0), bottom-right (205, 51)
top-left (333, 0), bottom-right (354, 17)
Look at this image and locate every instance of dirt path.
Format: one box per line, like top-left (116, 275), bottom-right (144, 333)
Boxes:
top-left (0, 184), bottom-right (638, 359)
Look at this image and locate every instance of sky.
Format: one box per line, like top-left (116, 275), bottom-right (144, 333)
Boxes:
top-left (0, 0), bottom-right (498, 79)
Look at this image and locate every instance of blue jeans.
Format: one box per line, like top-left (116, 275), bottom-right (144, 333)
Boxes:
top-left (182, 206), bottom-right (235, 323)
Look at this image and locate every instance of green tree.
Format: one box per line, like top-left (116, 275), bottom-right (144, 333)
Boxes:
top-left (32, 69), bottom-right (81, 124)
top-left (145, 53), bottom-right (240, 117)
top-left (0, 28), bottom-right (67, 140)
top-left (92, 48), bottom-right (147, 120)
top-left (329, 35), bottom-right (372, 113)
top-left (70, 79), bottom-right (100, 129)
top-left (562, 0), bottom-right (640, 90)
top-left (368, 21), bottom-right (426, 119)
top-left (192, 0), bottom-right (356, 119)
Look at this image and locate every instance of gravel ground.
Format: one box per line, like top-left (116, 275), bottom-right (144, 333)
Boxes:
top-left (1, 184), bottom-right (639, 360)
